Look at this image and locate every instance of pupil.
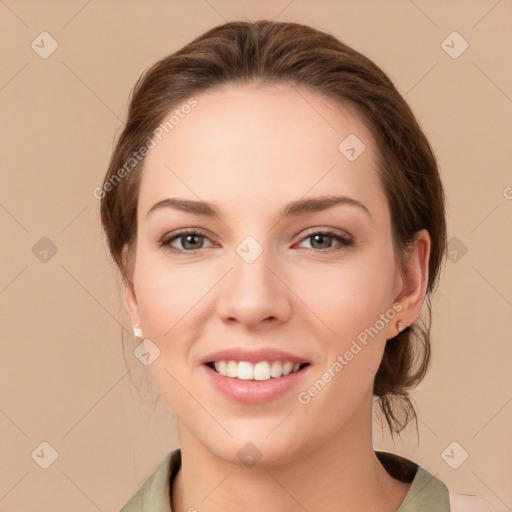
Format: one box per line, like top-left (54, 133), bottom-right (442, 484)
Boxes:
top-left (312, 234), bottom-right (330, 249)
top-left (183, 234), bottom-right (201, 250)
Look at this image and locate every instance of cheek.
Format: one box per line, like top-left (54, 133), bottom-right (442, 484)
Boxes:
top-left (292, 246), bottom-right (397, 410)
top-left (132, 253), bottom-right (201, 410)
top-left (292, 258), bottom-right (395, 426)
top-left (132, 250), bottom-right (218, 398)
top-left (294, 249), bottom-right (396, 344)
top-left (133, 248), bottom-right (206, 340)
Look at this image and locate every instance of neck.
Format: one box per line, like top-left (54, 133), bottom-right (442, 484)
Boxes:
top-left (171, 394), bottom-right (410, 512)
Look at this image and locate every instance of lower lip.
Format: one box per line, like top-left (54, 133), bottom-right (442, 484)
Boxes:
top-left (203, 364), bottom-right (310, 405)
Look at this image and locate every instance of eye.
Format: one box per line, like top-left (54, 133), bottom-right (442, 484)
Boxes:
top-left (159, 228), bottom-right (214, 253)
top-left (158, 228), bottom-right (353, 255)
top-left (296, 230), bottom-right (353, 253)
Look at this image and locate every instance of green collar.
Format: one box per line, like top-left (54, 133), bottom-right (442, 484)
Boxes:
top-left (121, 448), bottom-right (451, 511)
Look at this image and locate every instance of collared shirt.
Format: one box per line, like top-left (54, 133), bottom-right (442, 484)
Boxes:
top-left (120, 448), bottom-right (454, 511)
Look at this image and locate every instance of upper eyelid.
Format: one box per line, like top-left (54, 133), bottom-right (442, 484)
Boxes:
top-left (298, 226), bottom-right (352, 239)
top-left (161, 226), bottom-right (352, 239)
top-left (161, 227), bottom-right (214, 241)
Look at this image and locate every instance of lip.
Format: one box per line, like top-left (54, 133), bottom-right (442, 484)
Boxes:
top-left (200, 347), bottom-right (310, 365)
top-left (202, 363), bottom-right (311, 405)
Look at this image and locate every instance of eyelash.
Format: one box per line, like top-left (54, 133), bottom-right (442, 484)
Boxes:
top-left (158, 228), bottom-right (353, 255)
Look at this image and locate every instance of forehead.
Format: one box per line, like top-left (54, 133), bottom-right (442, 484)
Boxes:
top-left (138, 82), bottom-right (386, 220)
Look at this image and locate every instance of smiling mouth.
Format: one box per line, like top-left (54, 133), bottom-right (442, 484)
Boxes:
top-left (205, 361), bottom-right (310, 381)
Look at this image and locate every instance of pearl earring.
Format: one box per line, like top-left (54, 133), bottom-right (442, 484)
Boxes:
top-left (133, 323), bottom-right (143, 341)
top-left (396, 320), bottom-right (406, 333)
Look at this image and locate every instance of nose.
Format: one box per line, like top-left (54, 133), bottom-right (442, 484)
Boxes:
top-left (215, 248), bottom-right (292, 330)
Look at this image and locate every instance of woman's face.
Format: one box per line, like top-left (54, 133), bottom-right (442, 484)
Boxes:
top-left (126, 82), bottom-right (407, 465)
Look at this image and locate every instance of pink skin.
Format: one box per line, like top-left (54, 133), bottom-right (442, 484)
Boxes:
top-left (124, 82), bottom-right (430, 512)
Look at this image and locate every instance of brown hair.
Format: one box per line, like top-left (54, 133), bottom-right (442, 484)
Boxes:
top-left (100, 20), bottom-right (447, 436)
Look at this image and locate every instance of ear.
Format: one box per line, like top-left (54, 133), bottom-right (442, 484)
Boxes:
top-left (121, 244), bottom-right (140, 328)
top-left (124, 277), bottom-right (140, 328)
top-left (389, 229), bottom-right (431, 338)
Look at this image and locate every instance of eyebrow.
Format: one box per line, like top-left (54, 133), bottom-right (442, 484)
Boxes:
top-left (146, 195), bottom-right (373, 222)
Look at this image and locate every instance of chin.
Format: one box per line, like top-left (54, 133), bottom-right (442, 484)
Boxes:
top-left (202, 430), bottom-right (307, 469)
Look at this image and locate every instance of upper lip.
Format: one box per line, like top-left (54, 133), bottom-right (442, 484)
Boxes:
top-left (200, 347), bottom-right (310, 365)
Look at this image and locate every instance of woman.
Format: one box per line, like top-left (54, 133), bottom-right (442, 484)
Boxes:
top-left (100, 19), bottom-right (466, 512)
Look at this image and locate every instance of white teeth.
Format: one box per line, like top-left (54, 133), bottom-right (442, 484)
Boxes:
top-left (215, 361), bottom-right (226, 375)
top-left (253, 362), bottom-right (270, 380)
top-left (226, 360), bottom-right (238, 377)
top-left (211, 360), bottom-right (305, 380)
top-left (237, 361), bottom-right (254, 380)
top-left (282, 362), bottom-right (293, 375)
top-left (270, 361), bottom-right (283, 377)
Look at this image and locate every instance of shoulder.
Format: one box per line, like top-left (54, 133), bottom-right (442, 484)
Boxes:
top-left (376, 450), bottom-right (495, 512)
top-left (449, 491), bottom-right (495, 512)
top-left (120, 449), bottom-right (181, 511)
top-left (376, 451), bottom-right (450, 510)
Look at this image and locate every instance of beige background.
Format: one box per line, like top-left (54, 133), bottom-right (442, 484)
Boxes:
top-left (1, 0), bottom-right (511, 510)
